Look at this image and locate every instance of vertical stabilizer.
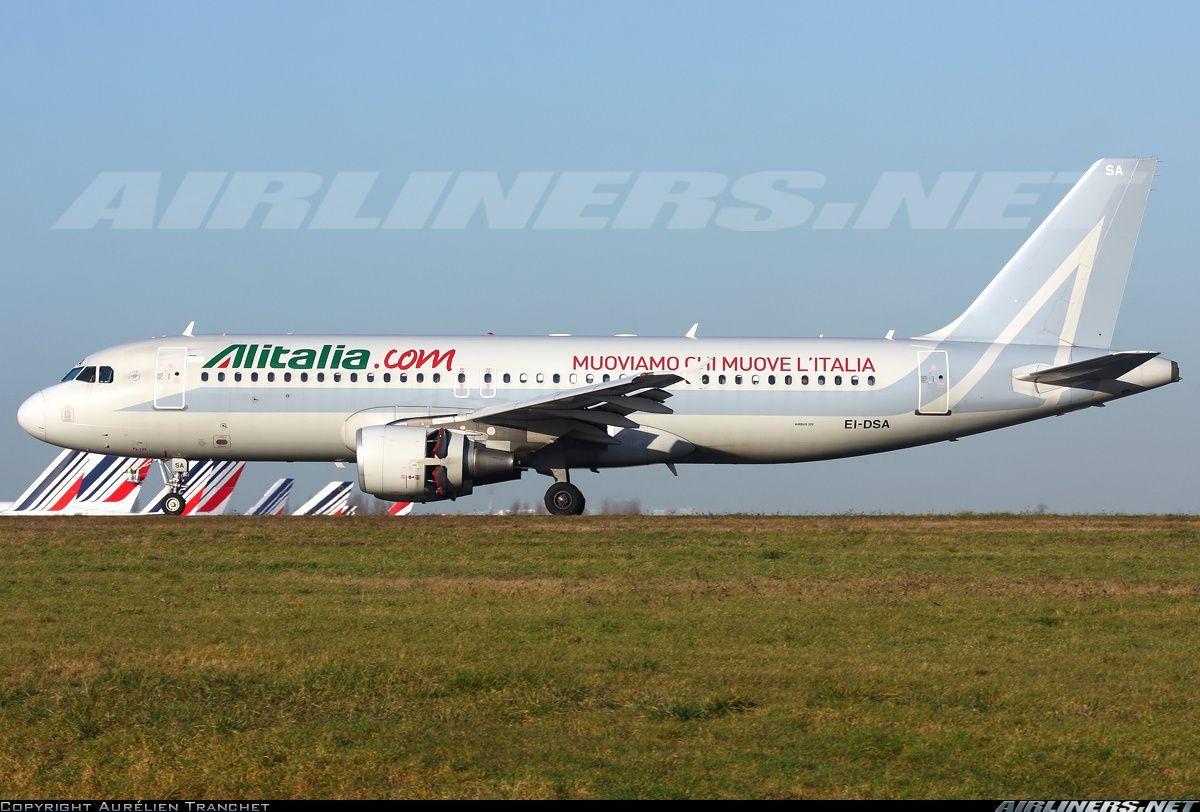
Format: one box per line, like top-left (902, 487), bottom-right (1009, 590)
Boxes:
top-left (247, 478), bottom-right (295, 516)
top-left (387, 501), bottom-right (414, 516)
top-left (294, 482), bottom-right (354, 516)
top-left (920, 158), bottom-right (1156, 348)
top-left (72, 456), bottom-right (153, 514)
top-left (4, 450), bottom-right (98, 513)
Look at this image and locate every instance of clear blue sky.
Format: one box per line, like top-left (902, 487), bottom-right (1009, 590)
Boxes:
top-left (1, 1), bottom-right (1196, 512)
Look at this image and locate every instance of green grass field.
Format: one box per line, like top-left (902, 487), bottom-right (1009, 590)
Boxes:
top-left (0, 515), bottom-right (1197, 798)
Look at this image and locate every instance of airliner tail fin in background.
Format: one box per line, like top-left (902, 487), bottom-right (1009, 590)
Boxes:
top-left (920, 157), bottom-right (1156, 348)
top-left (247, 478), bottom-right (294, 516)
top-left (72, 456), bottom-right (152, 513)
top-left (2, 451), bottom-right (152, 515)
top-left (294, 482), bottom-right (353, 516)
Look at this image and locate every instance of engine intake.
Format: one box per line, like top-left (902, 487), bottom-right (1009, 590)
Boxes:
top-left (356, 424), bottom-right (518, 502)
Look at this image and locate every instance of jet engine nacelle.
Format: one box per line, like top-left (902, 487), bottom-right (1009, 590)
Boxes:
top-left (355, 424), bottom-right (518, 502)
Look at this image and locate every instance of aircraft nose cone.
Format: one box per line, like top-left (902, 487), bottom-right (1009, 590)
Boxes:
top-left (17, 392), bottom-right (46, 440)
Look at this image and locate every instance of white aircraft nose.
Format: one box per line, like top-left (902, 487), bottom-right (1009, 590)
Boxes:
top-left (17, 391), bottom-right (46, 440)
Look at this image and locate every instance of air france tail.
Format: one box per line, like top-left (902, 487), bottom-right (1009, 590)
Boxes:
top-left (294, 482), bottom-right (354, 516)
top-left (247, 478), bottom-right (294, 516)
top-left (921, 158), bottom-right (1155, 348)
top-left (1, 450), bottom-right (152, 515)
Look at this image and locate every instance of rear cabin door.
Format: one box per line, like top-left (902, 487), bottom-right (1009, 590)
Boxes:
top-left (153, 346), bottom-right (188, 410)
top-left (916, 350), bottom-right (950, 415)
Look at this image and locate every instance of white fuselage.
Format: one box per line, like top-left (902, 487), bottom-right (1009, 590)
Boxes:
top-left (16, 334), bottom-right (1178, 471)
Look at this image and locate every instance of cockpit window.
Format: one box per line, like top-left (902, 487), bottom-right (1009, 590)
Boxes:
top-left (98, 366), bottom-right (114, 383)
top-left (76, 366), bottom-right (97, 383)
top-left (61, 367), bottom-right (83, 382)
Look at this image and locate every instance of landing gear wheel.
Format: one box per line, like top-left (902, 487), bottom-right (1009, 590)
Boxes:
top-left (162, 492), bottom-right (185, 516)
top-left (545, 482), bottom-right (586, 516)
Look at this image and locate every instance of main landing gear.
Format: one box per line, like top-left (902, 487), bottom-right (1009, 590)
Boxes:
top-left (545, 482), bottom-right (585, 515)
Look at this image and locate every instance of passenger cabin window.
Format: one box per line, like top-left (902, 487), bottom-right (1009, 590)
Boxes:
top-left (61, 367), bottom-right (83, 382)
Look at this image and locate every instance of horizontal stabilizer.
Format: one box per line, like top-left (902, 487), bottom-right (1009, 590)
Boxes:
top-left (1016, 351), bottom-right (1159, 387)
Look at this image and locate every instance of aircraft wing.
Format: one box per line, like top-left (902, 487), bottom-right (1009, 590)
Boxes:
top-left (1017, 351), bottom-right (1160, 387)
top-left (430, 372), bottom-right (684, 445)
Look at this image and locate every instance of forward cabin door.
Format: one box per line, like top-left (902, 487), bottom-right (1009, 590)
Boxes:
top-left (916, 350), bottom-right (950, 415)
top-left (154, 346), bottom-right (188, 410)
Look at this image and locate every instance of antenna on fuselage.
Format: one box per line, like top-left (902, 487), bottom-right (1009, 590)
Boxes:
top-left (684, 323), bottom-right (699, 339)
top-left (182, 320), bottom-right (195, 337)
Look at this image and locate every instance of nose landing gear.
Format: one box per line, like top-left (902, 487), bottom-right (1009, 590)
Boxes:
top-left (544, 482), bottom-right (585, 516)
top-left (157, 458), bottom-right (190, 517)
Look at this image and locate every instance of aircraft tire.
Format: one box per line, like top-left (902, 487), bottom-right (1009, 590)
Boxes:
top-left (162, 492), bottom-right (186, 516)
top-left (545, 482), bottom-right (585, 516)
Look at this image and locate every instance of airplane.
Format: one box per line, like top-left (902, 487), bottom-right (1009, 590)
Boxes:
top-left (294, 481), bottom-right (354, 516)
top-left (387, 501), bottom-right (414, 516)
top-left (246, 477), bottom-right (294, 516)
top-left (140, 459), bottom-right (245, 516)
top-left (14, 158), bottom-right (1179, 515)
top-left (1, 449), bottom-right (152, 515)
